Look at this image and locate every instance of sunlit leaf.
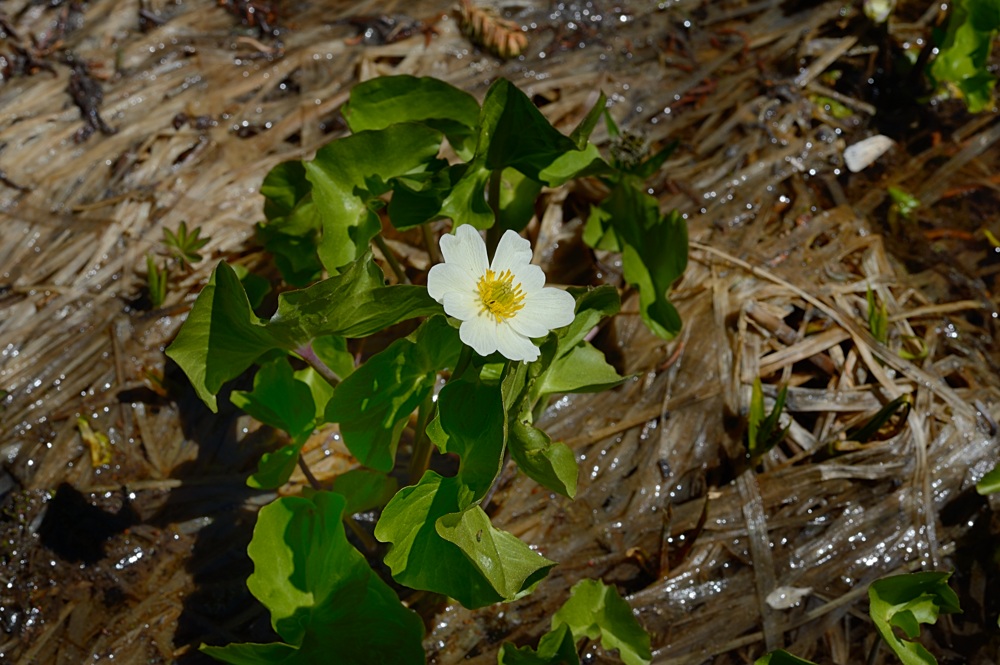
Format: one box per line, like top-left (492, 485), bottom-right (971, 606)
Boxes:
top-left (508, 418), bottom-right (578, 498)
top-left (534, 341), bottom-right (624, 398)
top-left (552, 579), bottom-right (651, 665)
top-left (203, 492), bottom-right (423, 664)
top-left (165, 262), bottom-right (277, 411)
top-left (376, 471), bottom-right (554, 609)
top-left (587, 180), bottom-right (687, 339)
top-left (343, 74), bottom-right (481, 159)
top-left (248, 443), bottom-right (303, 490)
top-left (868, 571), bottom-right (961, 665)
top-left (325, 317), bottom-right (460, 472)
top-left (497, 167), bottom-right (543, 233)
top-left (427, 377), bottom-right (507, 504)
top-left (167, 256), bottom-right (439, 411)
top-left (304, 123), bottom-right (443, 271)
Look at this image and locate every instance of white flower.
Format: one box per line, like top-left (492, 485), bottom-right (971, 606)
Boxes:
top-left (427, 225), bottom-right (576, 362)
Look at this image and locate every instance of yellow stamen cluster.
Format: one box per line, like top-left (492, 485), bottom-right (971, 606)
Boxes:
top-left (477, 269), bottom-right (525, 323)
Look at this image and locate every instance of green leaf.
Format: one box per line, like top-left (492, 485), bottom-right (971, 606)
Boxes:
top-left (631, 140), bottom-right (679, 179)
top-left (479, 79), bottom-right (582, 184)
top-left (325, 317), bottom-right (460, 472)
top-left (436, 505), bottom-right (554, 599)
top-left (431, 376), bottom-right (508, 504)
top-left (847, 394), bottom-right (911, 444)
top-left (343, 75), bottom-right (481, 159)
top-left (753, 650), bottom-right (819, 665)
top-left (868, 571), bottom-right (962, 665)
top-left (304, 123), bottom-right (443, 271)
top-left (201, 641), bottom-right (300, 664)
top-left (267, 252), bottom-right (439, 345)
top-left (535, 342), bottom-right (624, 398)
top-left (258, 161), bottom-right (324, 286)
top-left (747, 379), bottom-right (789, 461)
top-left (439, 162), bottom-right (495, 229)
top-left (508, 418), bottom-right (578, 498)
top-left (292, 366), bottom-right (336, 420)
top-left (163, 220), bottom-right (209, 267)
top-left (552, 579), bottom-right (651, 665)
top-left (930, 0), bottom-right (998, 113)
top-left (230, 356), bottom-right (316, 442)
top-left (248, 442), bottom-right (303, 490)
top-left (329, 468), bottom-right (399, 514)
top-left (498, 624), bottom-right (579, 665)
top-left (262, 160), bottom-right (312, 220)
top-left (165, 262), bottom-right (277, 412)
top-left (976, 462), bottom-right (1000, 495)
top-left (589, 181), bottom-right (687, 339)
top-left (168, 255), bottom-right (438, 412)
top-left (497, 167), bottom-right (543, 233)
top-left (229, 264), bottom-right (271, 311)
top-left (310, 334), bottom-right (355, 381)
top-left (376, 471), bottom-right (555, 608)
top-left (204, 492), bottom-right (424, 664)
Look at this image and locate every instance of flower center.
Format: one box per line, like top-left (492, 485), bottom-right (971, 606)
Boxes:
top-left (477, 269), bottom-right (525, 323)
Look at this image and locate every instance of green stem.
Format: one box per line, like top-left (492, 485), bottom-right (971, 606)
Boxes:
top-left (407, 391), bottom-right (437, 484)
top-left (407, 345), bottom-right (475, 483)
top-left (296, 344), bottom-right (340, 388)
top-left (373, 234), bottom-right (409, 284)
top-left (344, 514), bottom-right (379, 553)
top-left (486, 168), bottom-right (504, 254)
top-left (297, 456), bottom-right (322, 491)
top-left (421, 223), bottom-right (442, 265)
top-left (451, 343), bottom-right (474, 382)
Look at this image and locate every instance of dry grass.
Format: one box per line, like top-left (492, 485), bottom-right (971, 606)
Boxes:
top-left (1, 0), bottom-right (998, 663)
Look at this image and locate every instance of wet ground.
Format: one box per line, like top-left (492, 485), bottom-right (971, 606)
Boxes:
top-left (2, 0), bottom-right (1000, 663)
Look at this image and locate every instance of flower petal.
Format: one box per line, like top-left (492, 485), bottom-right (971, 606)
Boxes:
top-left (508, 287), bottom-right (576, 338)
top-left (459, 316), bottom-right (499, 357)
top-left (494, 323), bottom-right (540, 362)
top-left (440, 224), bottom-right (489, 275)
top-left (441, 289), bottom-right (481, 321)
top-left (427, 262), bottom-right (478, 304)
top-left (490, 229), bottom-right (533, 274)
top-left (509, 261), bottom-right (545, 294)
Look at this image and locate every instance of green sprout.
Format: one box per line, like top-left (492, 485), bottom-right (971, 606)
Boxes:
top-left (746, 377), bottom-right (789, 464)
top-left (867, 286), bottom-right (889, 345)
top-left (163, 220), bottom-right (209, 268)
top-left (146, 253), bottom-right (169, 308)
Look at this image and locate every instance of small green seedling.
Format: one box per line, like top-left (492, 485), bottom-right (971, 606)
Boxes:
top-left (746, 378), bottom-right (789, 464)
top-left (146, 253), bottom-right (168, 308)
top-left (867, 286), bottom-right (889, 346)
top-left (163, 220), bottom-right (209, 268)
